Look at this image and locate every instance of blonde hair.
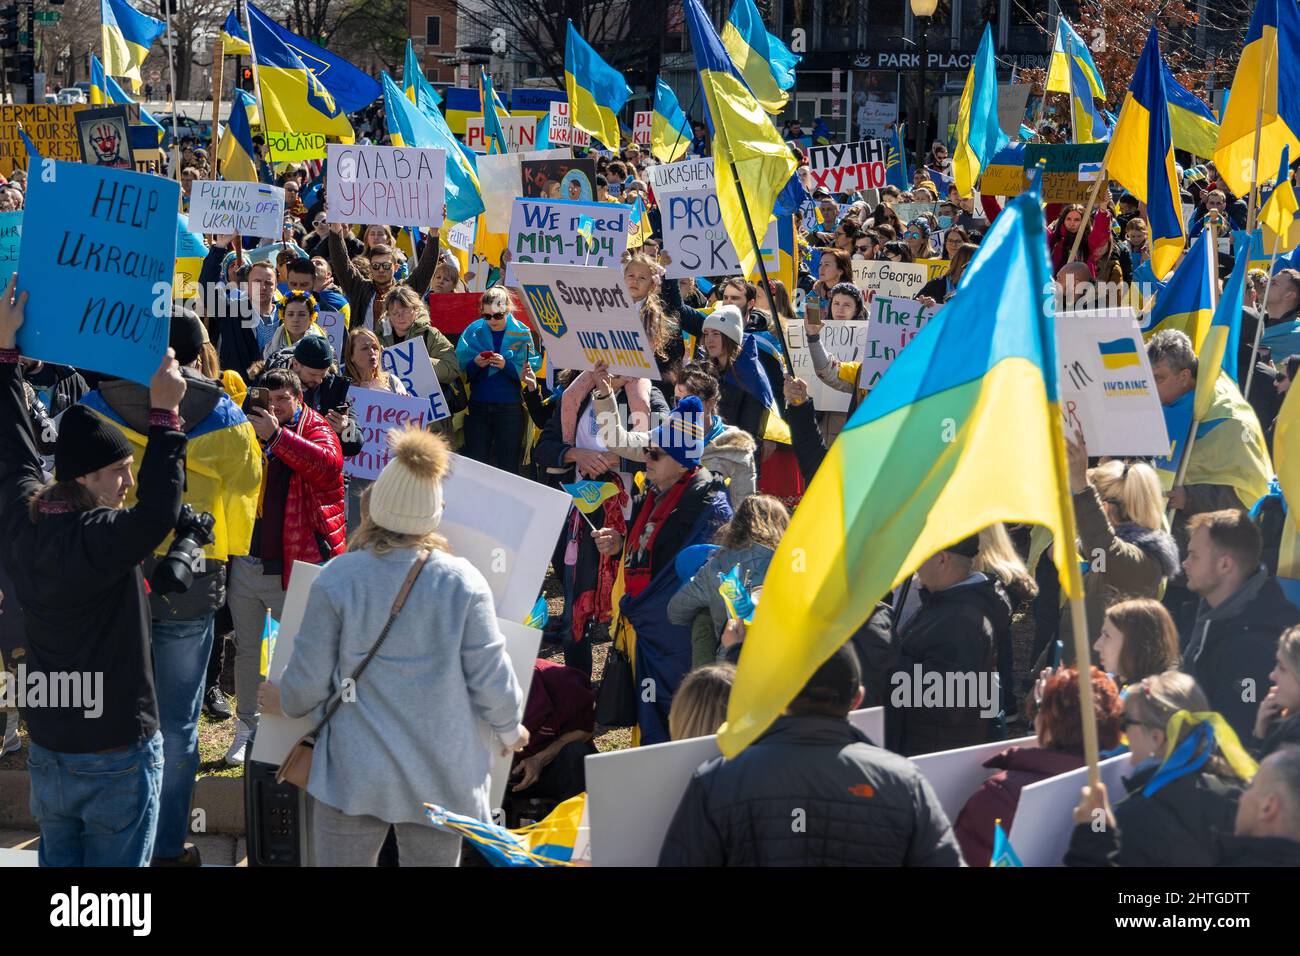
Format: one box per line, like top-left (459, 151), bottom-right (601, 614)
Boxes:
top-left (345, 327), bottom-right (391, 389)
top-left (668, 663), bottom-right (736, 740)
top-left (1280, 625), bottom-right (1300, 678)
top-left (717, 494), bottom-right (790, 550)
top-left (384, 283), bottom-right (427, 319)
top-left (624, 252), bottom-right (674, 356)
top-left (974, 523), bottom-right (1038, 599)
top-left (1089, 459), bottom-right (1165, 530)
top-left (198, 342), bottom-right (221, 380)
top-left (1125, 670), bottom-right (1246, 781)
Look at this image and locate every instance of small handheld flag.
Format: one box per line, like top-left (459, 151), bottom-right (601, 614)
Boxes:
top-left (718, 564), bottom-right (756, 623)
top-left (991, 820), bottom-right (1023, 867)
top-left (562, 479), bottom-right (619, 514)
top-left (523, 594), bottom-right (550, 631)
top-left (259, 610), bottom-right (280, 677)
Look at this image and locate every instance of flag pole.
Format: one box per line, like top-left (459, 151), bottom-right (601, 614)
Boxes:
top-left (208, 38), bottom-right (224, 180)
top-left (1067, 157), bottom-right (1108, 263)
top-left (729, 163), bottom-right (794, 375)
top-left (162, 0), bottom-right (181, 187)
top-left (1030, 13), bottom-right (1061, 137)
top-left (1067, 595), bottom-right (1101, 786)
top-left (242, 4), bottom-right (275, 178)
top-left (1244, 231), bottom-right (1285, 397)
top-left (665, 85), bottom-right (701, 162)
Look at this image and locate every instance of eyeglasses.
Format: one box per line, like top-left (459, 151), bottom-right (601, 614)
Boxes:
top-left (855, 244), bottom-right (871, 252)
top-left (370, 261), bottom-right (394, 271)
top-left (905, 232), bottom-right (923, 240)
top-left (1119, 717), bottom-right (1150, 732)
top-left (645, 448), bottom-right (665, 462)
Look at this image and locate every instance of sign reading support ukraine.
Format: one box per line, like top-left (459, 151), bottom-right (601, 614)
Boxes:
top-left (17, 161), bottom-right (180, 386)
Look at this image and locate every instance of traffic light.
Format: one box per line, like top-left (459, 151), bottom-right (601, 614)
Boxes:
top-left (240, 66), bottom-right (253, 91)
top-left (0, 5), bottom-right (19, 53)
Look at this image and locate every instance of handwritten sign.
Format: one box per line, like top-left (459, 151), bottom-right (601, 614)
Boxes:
top-left (853, 260), bottom-right (930, 299)
top-left (0, 211), bottom-right (20, 289)
top-left (17, 162), bottom-right (180, 385)
top-left (345, 387), bottom-right (433, 480)
top-left (861, 295), bottom-right (939, 390)
top-left (263, 130), bottom-right (326, 161)
top-left (0, 104), bottom-right (86, 176)
top-left (633, 111), bottom-right (653, 146)
top-left (548, 102), bottom-right (590, 147)
top-left (650, 158), bottom-right (778, 279)
top-left (188, 180), bottom-right (285, 239)
top-left (325, 144), bottom-right (446, 228)
top-left (808, 139), bottom-right (887, 194)
top-left (505, 198), bottom-right (629, 284)
top-left (1022, 143), bottom-right (1109, 203)
top-left (316, 309), bottom-right (347, 366)
top-left (465, 116), bottom-right (537, 154)
top-left (514, 262), bottom-right (660, 379)
top-left (380, 338), bottom-right (451, 422)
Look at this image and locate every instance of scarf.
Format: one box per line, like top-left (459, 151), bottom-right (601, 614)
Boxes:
top-left (455, 315), bottom-right (533, 378)
top-left (560, 372), bottom-right (652, 447)
top-left (623, 469), bottom-right (696, 599)
top-left (568, 473), bottom-right (629, 642)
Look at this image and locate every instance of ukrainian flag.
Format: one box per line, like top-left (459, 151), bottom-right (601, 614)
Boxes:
top-left (627, 195), bottom-right (652, 248)
top-left (174, 213), bottom-right (207, 300)
top-left (683, 0), bottom-right (798, 278)
top-left (1163, 65), bottom-right (1219, 160)
top-left (221, 9), bottom-right (251, 56)
top-left (479, 69), bottom-right (509, 155)
top-left (565, 20), bottom-right (631, 149)
top-left (953, 25), bottom-right (1009, 198)
top-left (652, 78), bottom-right (691, 163)
top-left (1069, 46), bottom-right (1111, 144)
top-left (886, 123), bottom-right (909, 190)
top-left (423, 794), bottom-right (587, 866)
top-left (717, 181), bottom-right (1083, 757)
top-left (382, 72), bottom-right (483, 224)
top-left (1105, 29), bottom-right (1185, 280)
top-left (1047, 16), bottom-right (1105, 100)
top-left (1259, 144), bottom-right (1299, 249)
top-left (246, 2), bottom-right (379, 114)
top-left (1195, 236), bottom-right (1249, 422)
top-left (247, 3), bottom-right (353, 143)
top-left (218, 88), bottom-right (260, 182)
top-left (444, 88), bottom-right (479, 136)
top-left (1216, 0), bottom-right (1300, 200)
top-left (100, 0), bottom-right (165, 93)
top-left (720, 0), bottom-right (800, 115)
top-left (90, 54), bottom-right (165, 146)
top-left (1275, 391), bottom-right (1300, 602)
top-left (404, 38), bottom-right (442, 115)
top-left (1158, 375), bottom-right (1272, 509)
top-left (1098, 337), bottom-right (1141, 370)
top-left (561, 480), bottom-right (620, 513)
top-left (1141, 229), bottom-right (1214, 349)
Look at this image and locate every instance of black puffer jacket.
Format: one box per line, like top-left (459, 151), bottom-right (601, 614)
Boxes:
top-left (658, 715), bottom-right (964, 866)
top-left (1253, 711), bottom-right (1300, 760)
top-left (887, 575), bottom-right (1011, 757)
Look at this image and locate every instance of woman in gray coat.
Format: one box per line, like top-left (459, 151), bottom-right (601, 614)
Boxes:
top-left (259, 425), bottom-right (527, 866)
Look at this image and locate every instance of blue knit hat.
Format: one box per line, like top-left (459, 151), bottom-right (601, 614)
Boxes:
top-left (648, 395), bottom-right (707, 469)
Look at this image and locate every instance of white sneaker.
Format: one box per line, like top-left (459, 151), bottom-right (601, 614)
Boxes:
top-left (224, 718), bottom-right (255, 767)
top-left (1, 725), bottom-right (18, 756)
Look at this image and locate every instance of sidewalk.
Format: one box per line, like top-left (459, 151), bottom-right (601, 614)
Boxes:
top-left (0, 829), bottom-right (248, 866)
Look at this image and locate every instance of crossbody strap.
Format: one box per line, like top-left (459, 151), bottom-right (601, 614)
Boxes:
top-left (305, 548), bottom-right (430, 738)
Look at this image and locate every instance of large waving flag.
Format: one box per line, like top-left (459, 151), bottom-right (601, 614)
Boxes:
top-left (953, 25), bottom-right (1008, 197)
top-left (221, 9), bottom-right (251, 55)
top-left (219, 89), bottom-right (261, 182)
top-left (682, 0), bottom-right (798, 277)
top-left (652, 78), bottom-right (692, 163)
top-left (1259, 144), bottom-right (1299, 246)
top-left (90, 54), bottom-right (165, 146)
top-left (382, 72), bottom-right (484, 224)
top-left (1105, 29), bottom-right (1185, 280)
top-left (479, 69), bottom-right (509, 155)
top-left (717, 181), bottom-right (1082, 757)
top-left (1275, 389), bottom-right (1300, 602)
top-left (100, 0), bottom-right (165, 93)
top-left (1163, 66), bottom-right (1218, 160)
top-left (1047, 17), bottom-right (1105, 100)
top-left (1195, 239), bottom-right (1249, 421)
top-left (1141, 229), bottom-right (1214, 349)
top-left (1216, 0), bottom-right (1300, 199)
top-left (246, 2), bottom-right (379, 114)
top-left (565, 20), bottom-right (631, 148)
top-left (720, 0), bottom-right (800, 114)
top-left (247, 3), bottom-right (354, 143)
top-left (1069, 45), bottom-right (1111, 144)
top-left (404, 38), bottom-right (442, 114)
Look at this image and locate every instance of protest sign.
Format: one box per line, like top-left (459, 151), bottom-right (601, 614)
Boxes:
top-left (514, 261), bottom-right (659, 379)
top-left (783, 319), bottom-right (854, 412)
top-left (586, 708), bottom-right (882, 866)
top-left (548, 101), bottom-right (591, 148)
top-left (315, 308), bottom-right (347, 365)
top-left (1055, 309), bottom-right (1170, 456)
top-left (325, 144), bottom-right (447, 228)
top-left (248, 560), bottom-right (322, 767)
top-left (188, 180), bottom-right (285, 239)
top-left (465, 115), bottom-right (537, 153)
top-left (645, 157), bottom-right (716, 193)
top-left (505, 198), bottom-right (630, 283)
top-left (16, 162), bottom-right (179, 386)
top-left (446, 218), bottom-right (475, 252)
top-left (915, 257), bottom-right (949, 281)
top-left (483, 619), bottom-right (542, 811)
top-left (652, 158), bottom-right (779, 279)
top-left (1022, 143), bottom-right (1109, 203)
top-left (345, 388), bottom-right (433, 481)
top-left (75, 106), bottom-right (134, 170)
top-left (521, 156), bottom-right (596, 202)
top-left (1007, 754), bottom-right (1129, 867)
top-left (439, 452), bottom-right (571, 622)
top-left (633, 110), bottom-right (653, 146)
top-left (263, 129), bottom-right (326, 161)
top-left (853, 259), bottom-right (930, 299)
top-left (807, 139), bottom-right (887, 193)
top-left (889, 201), bottom-right (938, 225)
top-left (862, 295), bottom-right (940, 389)
top-left (0, 211), bottom-right (20, 289)
top-left (0, 104), bottom-right (85, 175)
top-left (380, 338), bottom-right (451, 422)
top-left (910, 735), bottom-right (1036, 822)
top-left (478, 148), bottom-right (571, 233)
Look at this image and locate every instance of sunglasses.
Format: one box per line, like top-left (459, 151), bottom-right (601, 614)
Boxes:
top-left (645, 448), bottom-right (665, 462)
top-left (1120, 717), bottom-right (1150, 732)
top-left (906, 231), bottom-right (923, 240)
top-left (370, 261), bottom-right (394, 271)
top-left (855, 244), bottom-right (871, 252)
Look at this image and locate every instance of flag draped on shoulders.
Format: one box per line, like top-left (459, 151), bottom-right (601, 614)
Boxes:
top-left (246, 2), bottom-right (354, 143)
top-left (718, 182), bottom-right (1082, 758)
top-left (953, 24), bottom-right (1008, 197)
top-left (720, 0), bottom-right (800, 114)
top-left (1157, 377), bottom-right (1272, 510)
top-left (565, 21), bottom-right (631, 149)
top-left (100, 0), bottom-right (165, 92)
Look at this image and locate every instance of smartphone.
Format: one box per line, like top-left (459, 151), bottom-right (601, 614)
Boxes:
top-left (244, 387), bottom-right (270, 414)
top-left (479, 351), bottom-right (494, 359)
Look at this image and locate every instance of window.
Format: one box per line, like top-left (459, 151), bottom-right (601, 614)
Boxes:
top-left (426, 16), bottom-right (441, 48)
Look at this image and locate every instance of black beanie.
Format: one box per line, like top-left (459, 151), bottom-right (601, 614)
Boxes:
top-left (169, 308), bottom-right (206, 367)
top-left (55, 406), bottom-right (134, 482)
top-left (293, 334), bottom-right (334, 370)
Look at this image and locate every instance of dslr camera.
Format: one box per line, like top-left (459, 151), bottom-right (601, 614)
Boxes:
top-left (150, 504), bottom-right (216, 595)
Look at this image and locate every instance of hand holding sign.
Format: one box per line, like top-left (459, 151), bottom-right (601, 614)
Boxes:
top-left (0, 273), bottom-right (27, 348)
top-left (1065, 429), bottom-right (1089, 494)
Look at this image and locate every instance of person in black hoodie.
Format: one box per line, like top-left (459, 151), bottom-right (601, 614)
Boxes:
top-left (886, 534), bottom-right (1011, 757)
top-left (0, 276), bottom-right (188, 867)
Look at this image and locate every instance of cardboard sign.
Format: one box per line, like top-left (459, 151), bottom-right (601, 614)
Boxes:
top-left (1022, 143), bottom-right (1109, 203)
top-left (505, 198), bottom-right (630, 284)
top-left (0, 211), bottom-right (20, 289)
top-left (465, 116), bottom-right (537, 154)
top-left (0, 104), bottom-right (86, 176)
top-left (16, 162), bottom-right (179, 386)
top-left (853, 259), bottom-right (930, 299)
top-left (652, 157), bottom-right (779, 279)
top-left (264, 129), bottom-right (326, 161)
top-left (345, 387), bottom-right (433, 481)
top-left (1055, 308), bottom-right (1170, 457)
top-left (380, 338), bottom-right (451, 422)
top-left (548, 101), bottom-right (591, 148)
top-left (315, 309), bottom-right (347, 366)
top-left (75, 105), bottom-right (134, 170)
top-left (645, 157), bottom-right (716, 193)
top-left (514, 261), bottom-right (660, 379)
top-left (188, 180), bottom-right (285, 239)
top-left (1007, 754), bottom-right (1130, 867)
top-left (910, 735), bottom-right (1037, 823)
top-left (633, 110), bottom-right (653, 146)
top-left (783, 319), bottom-right (854, 412)
top-left (808, 139), bottom-right (887, 194)
top-left (325, 144), bottom-right (447, 228)
top-left (862, 295), bottom-right (939, 388)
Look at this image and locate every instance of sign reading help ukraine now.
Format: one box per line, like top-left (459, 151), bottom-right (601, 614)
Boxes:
top-left (513, 262), bottom-right (660, 380)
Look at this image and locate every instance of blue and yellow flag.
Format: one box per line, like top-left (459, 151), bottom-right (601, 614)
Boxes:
top-left (718, 564), bottom-right (756, 623)
top-left (246, 3), bottom-right (354, 144)
top-left (627, 196), bottom-right (652, 249)
top-left (1195, 238), bottom-right (1249, 422)
top-left (720, 0), bottom-right (800, 114)
top-left (1157, 377), bottom-right (1272, 510)
top-left (1163, 66), bottom-right (1218, 160)
top-left (221, 9), bottom-right (251, 56)
top-left (1216, 0), bottom-right (1300, 199)
top-left (382, 72), bottom-right (483, 225)
top-left (479, 69), bottom-right (509, 155)
top-left (100, 0), bottom-right (165, 93)
top-left (246, 2), bottom-right (378, 114)
top-left (90, 54), bottom-right (165, 146)
top-left (219, 88), bottom-right (261, 182)
top-left (1275, 392), bottom-right (1300, 602)
top-left (683, 0), bottom-right (798, 278)
top-left (1047, 16), bottom-right (1105, 100)
top-left (1069, 45), bottom-right (1111, 144)
top-left (561, 480), bottom-right (620, 514)
top-left (404, 38), bottom-right (442, 114)
top-left (954, 24), bottom-right (1008, 197)
top-left (718, 180), bottom-right (1082, 758)
top-left (652, 78), bottom-right (692, 163)
top-left (565, 20), bottom-right (631, 149)
top-left (1141, 229), bottom-right (1214, 349)
top-left (424, 794), bottom-right (587, 866)
top-left (1259, 144), bottom-right (1299, 248)
top-left (1104, 29), bottom-right (1185, 280)
top-left (991, 821), bottom-right (1023, 867)
top-left (886, 122), bottom-right (909, 190)
top-left (523, 594), bottom-right (549, 631)
top-left (259, 611), bottom-right (279, 677)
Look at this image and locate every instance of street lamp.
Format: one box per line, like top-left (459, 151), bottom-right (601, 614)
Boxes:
top-left (910, 0), bottom-right (939, 169)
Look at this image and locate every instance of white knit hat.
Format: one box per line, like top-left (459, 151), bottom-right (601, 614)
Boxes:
top-left (702, 304), bottom-right (744, 346)
top-left (367, 426), bottom-right (450, 535)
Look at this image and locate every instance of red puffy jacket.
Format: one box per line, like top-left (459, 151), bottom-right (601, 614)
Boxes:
top-left (265, 405), bottom-right (346, 588)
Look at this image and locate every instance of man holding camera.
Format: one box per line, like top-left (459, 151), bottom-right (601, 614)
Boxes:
top-left (226, 366), bottom-right (346, 767)
top-left (0, 276), bottom-right (188, 867)
top-left (79, 310), bottom-right (263, 866)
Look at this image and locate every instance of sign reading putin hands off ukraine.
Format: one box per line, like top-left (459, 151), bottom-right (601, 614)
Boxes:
top-left (514, 262), bottom-right (660, 379)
